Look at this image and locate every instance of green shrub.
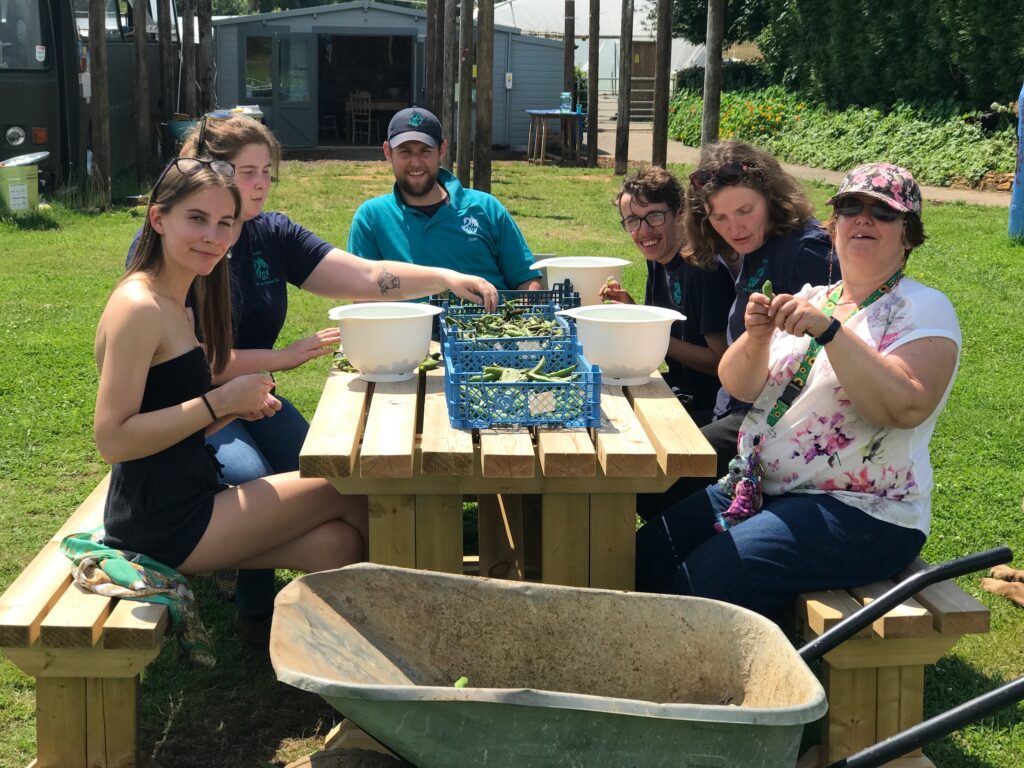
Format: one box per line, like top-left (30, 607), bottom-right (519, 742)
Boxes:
top-left (674, 60), bottom-right (769, 94)
top-left (668, 88), bottom-right (1017, 188)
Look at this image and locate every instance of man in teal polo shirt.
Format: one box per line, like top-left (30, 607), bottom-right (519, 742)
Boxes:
top-left (348, 107), bottom-right (542, 291)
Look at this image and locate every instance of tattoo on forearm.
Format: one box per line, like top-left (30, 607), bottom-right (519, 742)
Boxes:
top-left (377, 267), bottom-right (401, 295)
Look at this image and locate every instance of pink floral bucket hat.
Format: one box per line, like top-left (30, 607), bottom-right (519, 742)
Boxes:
top-left (826, 162), bottom-right (923, 218)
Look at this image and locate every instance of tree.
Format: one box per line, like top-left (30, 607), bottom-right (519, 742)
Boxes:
top-left (133, 0), bottom-right (151, 185)
top-left (614, 0), bottom-right (634, 174)
top-left (474, 0), bottom-right (494, 191)
top-left (88, 0), bottom-right (111, 206)
top-left (671, 0), bottom-right (770, 46)
top-left (651, 0), bottom-right (671, 166)
top-left (700, 0), bottom-right (724, 145)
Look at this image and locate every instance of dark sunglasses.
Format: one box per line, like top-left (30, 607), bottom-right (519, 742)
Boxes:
top-left (833, 198), bottom-right (901, 223)
top-left (151, 157), bottom-right (236, 199)
top-left (621, 210), bottom-right (668, 232)
top-left (689, 161), bottom-right (749, 191)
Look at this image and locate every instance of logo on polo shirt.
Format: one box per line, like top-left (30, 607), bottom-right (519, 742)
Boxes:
top-left (461, 215), bottom-right (480, 236)
top-left (672, 277), bottom-right (682, 306)
top-left (253, 254), bottom-right (279, 287)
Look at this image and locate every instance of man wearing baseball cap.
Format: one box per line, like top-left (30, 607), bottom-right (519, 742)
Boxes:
top-left (347, 106), bottom-right (542, 291)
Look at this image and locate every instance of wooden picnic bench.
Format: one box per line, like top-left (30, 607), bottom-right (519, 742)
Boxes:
top-left (795, 561), bottom-right (991, 768)
top-left (0, 473), bottom-right (169, 768)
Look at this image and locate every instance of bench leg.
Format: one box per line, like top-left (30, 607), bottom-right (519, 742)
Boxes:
top-left (37, 675), bottom-right (140, 767)
top-left (821, 662), bottom-right (933, 768)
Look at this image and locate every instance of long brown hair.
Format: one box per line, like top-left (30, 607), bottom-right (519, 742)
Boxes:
top-left (681, 140), bottom-right (816, 269)
top-left (181, 113), bottom-right (282, 172)
top-left (127, 165), bottom-right (241, 374)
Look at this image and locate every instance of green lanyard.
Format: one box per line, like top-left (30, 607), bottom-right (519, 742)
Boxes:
top-left (766, 270), bottom-right (903, 427)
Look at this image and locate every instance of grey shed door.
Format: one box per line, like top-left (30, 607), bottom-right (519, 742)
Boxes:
top-left (272, 34), bottom-right (317, 147)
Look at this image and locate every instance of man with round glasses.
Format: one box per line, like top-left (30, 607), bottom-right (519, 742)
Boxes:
top-left (601, 166), bottom-right (734, 427)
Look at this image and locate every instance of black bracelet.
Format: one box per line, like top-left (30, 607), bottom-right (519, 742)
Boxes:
top-left (815, 317), bottom-right (842, 346)
top-left (200, 394), bottom-right (218, 422)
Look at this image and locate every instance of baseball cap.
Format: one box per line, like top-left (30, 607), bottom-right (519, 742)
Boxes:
top-left (387, 107), bottom-right (444, 148)
top-left (826, 162), bottom-right (923, 218)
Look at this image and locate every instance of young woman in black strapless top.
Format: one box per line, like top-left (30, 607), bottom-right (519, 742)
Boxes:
top-left (93, 158), bottom-right (370, 577)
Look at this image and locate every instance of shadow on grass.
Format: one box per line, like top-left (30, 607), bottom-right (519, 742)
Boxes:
top-left (139, 579), bottom-right (340, 768)
top-left (506, 208), bottom-right (575, 221)
top-left (1, 211), bottom-right (59, 230)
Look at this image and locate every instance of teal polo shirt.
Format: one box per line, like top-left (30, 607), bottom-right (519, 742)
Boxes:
top-left (347, 169), bottom-right (540, 290)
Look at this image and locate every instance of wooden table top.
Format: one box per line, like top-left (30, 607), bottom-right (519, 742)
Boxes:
top-left (299, 368), bottom-right (716, 495)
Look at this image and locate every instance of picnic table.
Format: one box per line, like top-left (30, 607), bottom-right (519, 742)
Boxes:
top-left (299, 367), bottom-right (715, 590)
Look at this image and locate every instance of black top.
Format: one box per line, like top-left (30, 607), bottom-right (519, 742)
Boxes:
top-left (103, 347), bottom-right (225, 568)
top-left (645, 255), bottom-right (735, 414)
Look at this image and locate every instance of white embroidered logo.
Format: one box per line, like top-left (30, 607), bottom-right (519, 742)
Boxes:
top-left (461, 216), bottom-right (480, 236)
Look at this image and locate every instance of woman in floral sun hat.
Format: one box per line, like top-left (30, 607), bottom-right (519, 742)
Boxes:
top-left (636, 162), bottom-right (962, 620)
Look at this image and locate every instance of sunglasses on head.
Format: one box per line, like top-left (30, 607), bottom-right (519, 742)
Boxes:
top-left (833, 198), bottom-right (901, 223)
top-left (151, 157), bottom-right (236, 200)
top-left (195, 110), bottom-right (234, 157)
top-left (689, 161), bottom-right (749, 191)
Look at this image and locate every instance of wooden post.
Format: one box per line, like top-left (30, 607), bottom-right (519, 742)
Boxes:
top-left (564, 2), bottom-right (575, 94)
top-left (196, 0), bottom-right (214, 114)
top-left (651, 0), bottom-right (672, 167)
top-left (441, 0), bottom-right (457, 169)
top-left (701, 0), bottom-right (725, 146)
top-left (614, 0), bottom-right (634, 175)
top-left (586, 0), bottom-right (599, 166)
top-left (473, 0), bottom-right (493, 192)
top-left (180, 0), bottom-right (197, 117)
top-left (88, 0), bottom-right (111, 207)
top-left (456, 0), bottom-right (473, 185)
top-left (133, 0), bottom-right (151, 185)
top-left (156, 0), bottom-right (174, 120)
top-left (562, 1), bottom-right (574, 160)
top-left (425, 0), bottom-right (442, 114)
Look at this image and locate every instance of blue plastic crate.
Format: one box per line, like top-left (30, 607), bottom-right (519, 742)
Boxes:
top-left (445, 345), bottom-right (601, 430)
top-left (429, 279), bottom-right (580, 311)
top-left (440, 300), bottom-right (576, 349)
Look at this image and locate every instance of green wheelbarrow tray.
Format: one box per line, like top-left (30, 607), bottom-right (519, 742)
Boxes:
top-left (270, 550), bottom-right (1018, 768)
top-left (271, 565), bottom-right (826, 768)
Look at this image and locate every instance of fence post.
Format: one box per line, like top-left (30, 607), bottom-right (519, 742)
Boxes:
top-left (1010, 80), bottom-right (1024, 243)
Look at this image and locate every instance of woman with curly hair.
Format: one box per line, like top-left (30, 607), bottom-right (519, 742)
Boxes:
top-left (639, 141), bottom-right (833, 520)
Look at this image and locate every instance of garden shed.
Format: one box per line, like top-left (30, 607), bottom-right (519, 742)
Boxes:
top-left (212, 0), bottom-right (564, 149)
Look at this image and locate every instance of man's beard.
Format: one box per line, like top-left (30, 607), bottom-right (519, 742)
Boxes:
top-left (397, 169), bottom-right (438, 199)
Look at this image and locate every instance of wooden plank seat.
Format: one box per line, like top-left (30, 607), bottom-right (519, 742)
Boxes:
top-left (0, 473), bottom-right (170, 768)
top-left (795, 562), bottom-right (991, 768)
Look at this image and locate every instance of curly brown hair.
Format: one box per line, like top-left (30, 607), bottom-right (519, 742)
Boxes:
top-left (681, 140), bottom-right (815, 269)
top-left (615, 165), bottom-right (684, 214)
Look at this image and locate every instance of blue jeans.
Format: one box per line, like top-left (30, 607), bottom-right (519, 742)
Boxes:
top-left (206, 394), bottom-right (309, 619)
top-left (635, 485), bottom-right (926, 620)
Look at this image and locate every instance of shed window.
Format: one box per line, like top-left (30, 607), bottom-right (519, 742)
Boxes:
top-left (245, 34), bottom-right (271, 99)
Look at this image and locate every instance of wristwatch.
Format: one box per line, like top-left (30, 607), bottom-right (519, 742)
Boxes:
top-left (815, 317), bottom-right (842, 346)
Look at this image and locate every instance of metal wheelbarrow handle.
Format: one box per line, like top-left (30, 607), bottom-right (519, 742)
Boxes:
top-left (824, 675), bottom-right (1024, 768)
top-left (799, 546), bottom-right (1012, 664)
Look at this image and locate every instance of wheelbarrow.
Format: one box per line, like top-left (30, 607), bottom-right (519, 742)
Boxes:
top-left (270, 548), bottom-right (1022, 768)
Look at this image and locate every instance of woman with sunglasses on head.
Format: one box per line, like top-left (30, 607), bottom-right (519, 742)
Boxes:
top-left (129, 114), bottom-right (497, 641)
top-left (97, 159), bottom-right (369, 600)
top-left (637, 141), bottom-right (833, 521)
top-left (635, 163), bottom-right (961, 620)
top-left (600, 166), bottom-right (735, 426)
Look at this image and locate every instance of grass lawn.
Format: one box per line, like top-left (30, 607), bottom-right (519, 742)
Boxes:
top-left (1, 159), bottom-right (1022, 767)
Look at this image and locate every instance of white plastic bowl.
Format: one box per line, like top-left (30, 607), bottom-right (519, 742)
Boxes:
top-left (558, 304), bottom-right (685, 386)
top-left (531, 256), bottom-right (631, 306)
top-left (327, 302), bottom-right (443, 383)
